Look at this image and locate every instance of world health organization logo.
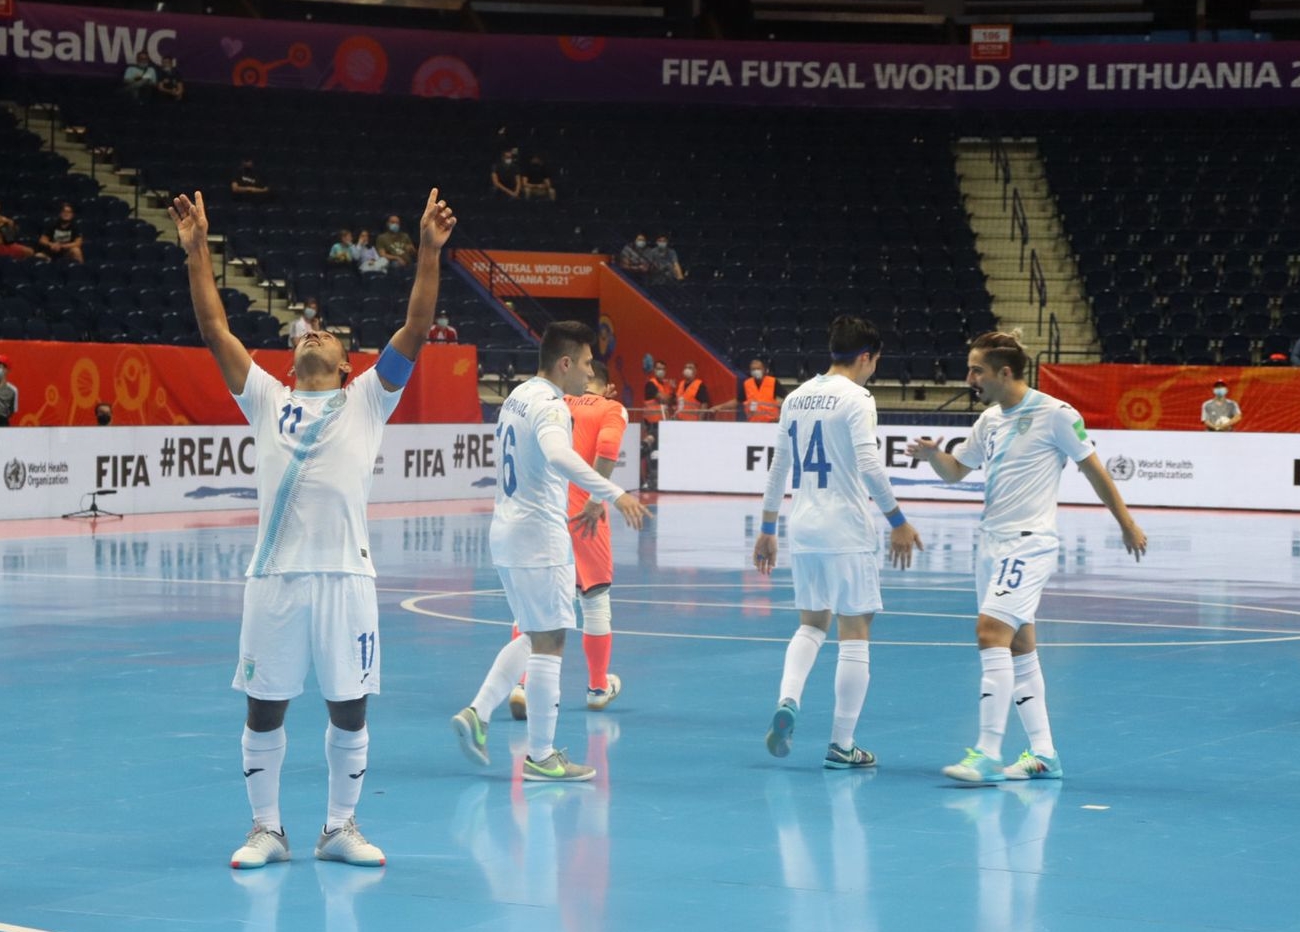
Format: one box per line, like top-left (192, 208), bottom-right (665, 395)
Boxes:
top-left (1106, 455), bottom-right (1135, 481)
top-left (4, 458), bottom-right (26, 491)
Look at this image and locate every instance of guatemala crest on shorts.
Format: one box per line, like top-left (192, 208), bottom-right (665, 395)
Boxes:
top-left (243, 658), bottom-right (256, 681)
top-left (1016, 415), bottom-right (1033, 435)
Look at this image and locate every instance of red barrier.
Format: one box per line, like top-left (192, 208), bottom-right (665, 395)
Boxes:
top-left (0, 340), bottom-right (480, 426)
top-left (1038, 363), bottom-right (1299, 432)
top-left (596, 267), bottom-right (736, 416)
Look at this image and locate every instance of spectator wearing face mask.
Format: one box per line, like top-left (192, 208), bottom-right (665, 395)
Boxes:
top-left (648, 235), bottom-right (684, 284)
top-left (288, 297), bottom-right (323, 348)
top-left (428, 312), bottom-right (458, 344)
top-left (376, 215), bottom-right (416, 269)
top-left (95, 402), bottom-right (113, 426)
top-left (231, 158), bottom-right (272, 201)
top-left (351, 229), bottom-right (388, 276)
top-left (490, 149), bottom-right (522, 200)
top-left (675, 361), bottom-right (711, 421)
top-left (1201, 379), bottom-right (1242, 432)
top-left (618, 233), bottom-right (651, 284)
top-left (0, 354), bottom-right (18, 426)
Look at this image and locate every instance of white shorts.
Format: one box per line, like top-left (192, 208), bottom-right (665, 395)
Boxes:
top-left (791, 551), bottom-right (883, 617)
top-left (233, 574), bottom-right (380, 702)
top-left (975, 531), bottom-right (1060, 630)
top-left (498, 564), bottom-right (577, 633)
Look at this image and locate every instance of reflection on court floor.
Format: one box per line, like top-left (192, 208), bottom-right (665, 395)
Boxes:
top-left (2, 496), bottom-right (1298, 931)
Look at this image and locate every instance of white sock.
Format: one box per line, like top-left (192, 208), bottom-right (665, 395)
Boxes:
top-left (1012, 651), bottom-right (1056, 757)
top-left (471, 634), bottom-right (532, 724)
top-left (325, 723), bottom-right (369, 832)
top-left (778, 625), bottom-right (826, 706)
top-left (831, 639), bottom-right (871, 749)
top-left (241, 725), bottom-right (286, 831)
top-left (976, 646), bottom-right (1014, 761)
top-left (526, 653), bottom-right (563, 762)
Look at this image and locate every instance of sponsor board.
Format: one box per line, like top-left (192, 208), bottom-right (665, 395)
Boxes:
top-left (657, 421), bottom-right (1300, 512)
top-left (0, 423), bottom-right (641, 520)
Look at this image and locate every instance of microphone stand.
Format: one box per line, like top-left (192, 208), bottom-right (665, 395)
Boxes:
top-left (62, 489), bottom-right (124, 521)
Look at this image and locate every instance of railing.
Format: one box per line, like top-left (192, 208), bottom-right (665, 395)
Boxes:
top-left (450, 247), bottom-right (554, 340)
top-left (1029, 248), bottom-right (1048, 334)
top-left (1011, 187), bottom-right (1030, 272)
top-left (1046, 310), bottom-right (1062, 364)
top-left (990, 136), bottom-right (1011, 211)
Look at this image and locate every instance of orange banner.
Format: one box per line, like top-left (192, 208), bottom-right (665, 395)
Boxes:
top-left (0, 340), bottom-right (480, 426)
top-left (1038, 363), bottom-right (1300, 432)
top-left (460, 251), bottom-right (610, 299)
top-left (597, 267), bottom-right (737, 417)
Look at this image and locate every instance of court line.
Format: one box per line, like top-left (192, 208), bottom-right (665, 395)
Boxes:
top-left (399, 593), bottom-right (1300, 648)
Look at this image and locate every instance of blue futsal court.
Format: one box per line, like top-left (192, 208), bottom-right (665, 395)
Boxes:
top-left (3, 494), bottom-right (1298, 932)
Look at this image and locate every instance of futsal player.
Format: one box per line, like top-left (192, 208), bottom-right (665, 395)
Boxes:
top-left (170, 187), bottom-right (457, 867)
top-left (452, 322), bottom-right (650, 782)
top-left (906, 330), bottom-right (1147, 783)
top-left (753, 315), bottom-right (922, 768)
top-left (508, 358), bottom-right (630, 720)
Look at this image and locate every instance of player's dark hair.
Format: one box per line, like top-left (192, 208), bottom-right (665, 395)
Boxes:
top-left (828, 315), bottom-right (881, 361)
top-left (590, 359), bottom-right (609, 386)
top-left (970, 330), bottom-right (1028, 380)
top-left (539, 320), bottom-right (596, 371)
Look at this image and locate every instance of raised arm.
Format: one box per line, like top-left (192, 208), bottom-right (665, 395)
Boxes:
top-left (376, 189), bottom-right (456, 392)
top-left (168, 192), bottom-right (252, 394)
top-left (1077, 453), bottom-right (1148, 561)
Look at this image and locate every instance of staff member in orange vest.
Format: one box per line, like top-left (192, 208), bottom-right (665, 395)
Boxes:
top-left (643, 360), bottom-right (676, 424)
top-left (675, 361), bottom-right (711, 421)
top-left (742, 358), bottom-right (784, 422)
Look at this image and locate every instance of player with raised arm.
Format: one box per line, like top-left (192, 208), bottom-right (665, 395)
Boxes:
top-left (171, 187), bottom-right (456, 868)
top-left (452, 322), bottom-right (650, 782)
top-left (753, 315), bottom-right (923, 769)
top-left (906, 330), bottom-right (1147, 784)
top-left (508, 358), bottom-right (630, 720)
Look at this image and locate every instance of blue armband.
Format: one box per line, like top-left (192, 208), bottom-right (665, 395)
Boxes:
top-left (886, 510), bottom-right (907, 529)
top-left (375, 342), bottom-right (415, 387)
top-left (760, 521), bottom-right (777, 536)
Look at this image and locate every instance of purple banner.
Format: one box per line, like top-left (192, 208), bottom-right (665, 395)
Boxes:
top-left (4, 2), bottom-right (1300, 108)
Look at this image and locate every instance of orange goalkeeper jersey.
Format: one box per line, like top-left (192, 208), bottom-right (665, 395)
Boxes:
top-left (565, 392), bottom-right (629, 512)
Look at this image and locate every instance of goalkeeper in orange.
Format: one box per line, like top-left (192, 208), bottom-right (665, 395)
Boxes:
top-left (509, 358), bottom-right (630, 719)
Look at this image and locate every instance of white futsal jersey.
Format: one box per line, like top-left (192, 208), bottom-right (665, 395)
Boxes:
top-left (762, 373), bottom-right (899, 554)
top-left (234, 364), bottom-right (400, 577)
top-left (490, 376), bottom-right (611, 568)
top-left (952, 388), bottom-right (1094, 537)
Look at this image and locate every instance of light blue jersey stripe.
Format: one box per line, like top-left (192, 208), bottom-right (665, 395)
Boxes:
top-left (251, 404), bottom-right (343, 575)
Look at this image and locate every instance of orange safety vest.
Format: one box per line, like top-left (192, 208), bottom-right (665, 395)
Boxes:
top-left (676, 378), bottom-right (706, 420)
top-left (644, 376), bottom-right (675, 423)
top-left (744, 375), bottom-right (780, 422)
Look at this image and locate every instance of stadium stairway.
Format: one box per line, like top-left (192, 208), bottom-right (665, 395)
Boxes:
top-left (6, 102), bottom-right (286, 339)
top-left (956, 138), bottom-right (1096, 365)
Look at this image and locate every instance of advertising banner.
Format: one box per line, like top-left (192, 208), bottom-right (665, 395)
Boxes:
top-left (460, 251), bottom-right (609, 299)
top-left (0, 422), bottom-right (641, 519)
top-left (657, 420), bottom-right (1300, 511)
top-left (0, 339), bottom-right (481, 426)
top-left (6, 2), bottom-right (1300, 109)
top-left (1038, 363), bottom-right (1300, 433)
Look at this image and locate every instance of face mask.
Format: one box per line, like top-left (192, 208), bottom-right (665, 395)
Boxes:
top-left (656, 242), bottom-right (668, 250)
top-left (654, 369), bottom-right (666, 379)
top-left (503, 157), bottom-right (513, 165)
top-left (683, 369), bottom-right (695, 380)
top-left (1214, 387), bottom-right (1227, 398)
top-left (388, 223), bottom-right (400, 233)
top-left (751, 369), bottom-right (764, 380)
top-left (96, 412), bottom-right (111, 426)
top-left (635, 239), bottom-right (646, 248)
top-left (304, 308), bottom-right (317, 320)
top-left (436, 317), bottom-right (449, 327)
